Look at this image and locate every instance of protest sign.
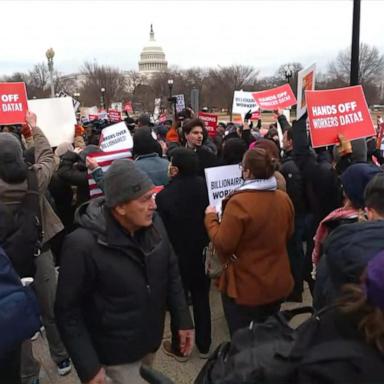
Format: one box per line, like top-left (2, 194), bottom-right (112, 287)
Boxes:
top-left (297, 63), bottom-right (316, 119)
top-left (250, 111), bottom-right (261, 121)
top-left (98, 110), bottom-right (108, 120)
top-left (232, 91), bottom-right (259, 120)
top-left (99, 122), bottom-right (133, 152)
top-left (28, 97), bottom-right (76, 147)
top-left (252, 84), bottom-right (296, 111)
top-left (57, 91), bottom-right (80, 112)
top-left (108, 109), bottom-right (122, 123)
top-left (306, 85), bottom-right (375, 148)
top-left (198, 112), bottom-right (218, 137)
top-left (376, 122), bottom-right (384, 150)
top-left (87, 148), bottom-right (132, 198)
top-left (205, 164), bottom-right (242, 211)
top-left (159, 113), bottom-right (167, 123)
top-left (0, 82), bottom-right (28, 125)
top-left (124, 101), bottom-right (133, 113)
top-left (153, 98), bottom-right (161, 121)
top-left (175, 94), bottom-right (185, 113)
top-left (111, 102), bottom-right (123, 112)
top-left (88, 114), bottom-right (98, 121)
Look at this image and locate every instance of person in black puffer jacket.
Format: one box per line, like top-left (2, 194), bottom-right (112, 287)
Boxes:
top-left (55, 159), bottom-right (193, 384)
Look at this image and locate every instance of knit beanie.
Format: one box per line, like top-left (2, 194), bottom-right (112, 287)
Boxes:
top-left (365, 250), bottom-right (384, 310)
top-left (0, 132), bottom-right (23, 165)
top-left (340, 163), bottom-right (382, 208)
top-left (104, 159), bottom-right (154, 208)
top-left (0, 132), bottom-right (28, 183)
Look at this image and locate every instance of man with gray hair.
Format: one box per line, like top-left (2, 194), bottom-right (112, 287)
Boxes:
top-left (55, 159), bottom-right (194, 384)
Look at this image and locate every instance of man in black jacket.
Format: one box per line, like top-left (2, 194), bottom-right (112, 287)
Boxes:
top-left (281, 124), bottom-right (307, 302)
top-left (156, 148), bottom-right (211, 361)
top-left (55, 159), bottom-right (194, 384)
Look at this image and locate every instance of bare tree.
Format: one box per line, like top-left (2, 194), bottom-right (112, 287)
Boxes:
top-left (205, 65), bottom-right (259, 116)
top-left (275, 62), bottom-right (303, 96)
top-left (328, 43), bottom-right (384, 85)
top-left (79, 61), bottom-right (128, 108)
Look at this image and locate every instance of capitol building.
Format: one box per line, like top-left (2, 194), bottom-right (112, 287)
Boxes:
top-left (60, 25), bottom-right (168, 90)
top-left (138, 25), bottom-right (168, 77)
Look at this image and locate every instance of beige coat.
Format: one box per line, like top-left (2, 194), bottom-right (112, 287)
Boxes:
top-left (0, 127), bottom-right (63, 244)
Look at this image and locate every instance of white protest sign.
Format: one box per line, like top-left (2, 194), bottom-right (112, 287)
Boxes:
top-left (175, 94), bottom-right (185, 113)
top-left (232, 90), bottom-right (259, 120)
top-left (99, 122), bottom-right (133, 152)
top-left (28, 97), bottom-right (76, 147)
top-left (57, 91), bottom-right (80, 112)
top-left (297, 63), bottom-right (316, 119)
top-left (153, 98), bottom-right (161, 121)
top-left (111, 102), bottom-right (123, 112)
top-left (205, 164), bottom-right (243, 211)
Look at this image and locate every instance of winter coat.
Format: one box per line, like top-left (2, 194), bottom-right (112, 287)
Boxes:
top-left (135, 153), bottom-right (169, 186)
top-left (55, 198), bottom-right (193, 383)
top-left (205, 189), bottom-right (294, 306)
top-left (314, 220), bottom-right (384, 310)
top-left (281, 150), bottom-right (307, 215)
top-left (57, 151), bottom-right (90, 206)
top-left (0, 127), bottom-right (63, 244)
top-left (156, 175), bottom-right (209, 279)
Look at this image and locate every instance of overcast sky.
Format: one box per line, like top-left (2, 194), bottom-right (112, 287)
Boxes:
top-left (1, 0), bottom-right (384, 77)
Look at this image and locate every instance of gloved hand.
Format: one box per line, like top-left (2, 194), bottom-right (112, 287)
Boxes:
top-left (20, 124), bottom-right (32, 138)
top-left (337, 134), bottom-right (352, 156)
top-left (75, 124), bottom-right (85, 137)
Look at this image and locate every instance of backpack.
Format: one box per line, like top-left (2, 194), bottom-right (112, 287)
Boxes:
top-left (0, 169), bottom-right (43, 278)
top-left (194, 306), bottom-right (316, 384)
top-left (0, 246), bottom-right (41, 357)
top-left (195, 305), bottom-right (384, 384)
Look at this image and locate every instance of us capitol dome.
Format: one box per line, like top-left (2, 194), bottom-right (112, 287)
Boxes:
top-left (138, 24), bottom-right (168, 77)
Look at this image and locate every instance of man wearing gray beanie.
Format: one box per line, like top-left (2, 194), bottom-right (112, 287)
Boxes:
top-left (56, 159), bottom-right (194, 384)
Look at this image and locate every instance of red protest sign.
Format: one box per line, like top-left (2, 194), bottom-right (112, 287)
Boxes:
top-left (124, 101), bottom-right (133, 113)
top-left (306, 85), bottom-right (375, 148)
top-left (250, 111), bottom-right (261, 121)
top-left (159, 113), bottom-right (167, 123)
top-left (198, 112), bottom-right (218, 137)
top-left (108, 109), bottom-right (122, 123)
top-left (0, 82), bottom-right (28, 125)
top-left (252, 84), bottom-right (296, 111)
top-left (376, 122), bottom-right (384, 150)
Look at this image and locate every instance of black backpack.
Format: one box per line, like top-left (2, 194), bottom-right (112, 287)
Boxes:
top-left (195, 306), bottom-right (384, 384)
top-left (0, 169), bottom-right (43, 277)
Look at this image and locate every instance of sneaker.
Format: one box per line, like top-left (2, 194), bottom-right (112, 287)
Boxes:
top-left (57, 358), bottom-right (72, 376)
top-left (162, 340), bottom-right (189, 362)
top-left (199, 351), bottom-right (210, 359)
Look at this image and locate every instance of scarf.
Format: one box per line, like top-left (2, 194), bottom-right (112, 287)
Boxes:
top-left (312, 207), bottom-right (360, 265)
top-left (236, 176), bottom-right (277, 192)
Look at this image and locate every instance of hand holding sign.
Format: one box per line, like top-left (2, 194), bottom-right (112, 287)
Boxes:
top-left (26, 111), bottom-right (37, 129)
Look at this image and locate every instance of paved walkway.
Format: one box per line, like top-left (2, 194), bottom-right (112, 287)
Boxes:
top-left (32, 286), bottom-right (312, 383)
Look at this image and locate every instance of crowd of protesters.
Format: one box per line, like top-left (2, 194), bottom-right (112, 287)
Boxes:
top-left (0, 104), bottom-right (384, 384)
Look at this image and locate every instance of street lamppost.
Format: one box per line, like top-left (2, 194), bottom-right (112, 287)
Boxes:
top-left (46, 48), bottom-right (55, 98)
top-left (284, 64), bottom-right (294, 84)
top-left (350, 0), bottom-right (361, 85)
top-left (167, 79), bottom-right (175, 117)
top-left (100, 88), bottom-right (106, 110)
